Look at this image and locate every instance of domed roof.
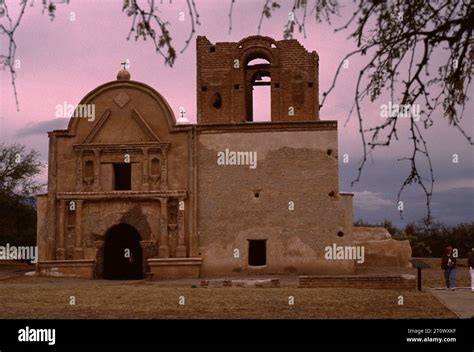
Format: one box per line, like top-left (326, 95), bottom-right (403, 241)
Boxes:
top-left (117, 69), bottom-right (131, 80)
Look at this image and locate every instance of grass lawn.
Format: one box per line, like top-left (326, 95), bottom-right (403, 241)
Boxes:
top-left (0, 265), bottom-right (458, 319)
top-left (0, 281), bottom-right (455, 319)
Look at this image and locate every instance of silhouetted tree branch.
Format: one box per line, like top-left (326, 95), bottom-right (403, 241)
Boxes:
top-left (0, 0), bottom-right (200, 110)
top-left (0, 0), bottom-right (28, 112)
top-left (122, 0), bottom-right (200, 66)
top-left (0, 0), bottom-right (68, 111)
top-left (247, 0), bottom-right (473, 221)
top-left (2, 0), bottom-right (473, 223)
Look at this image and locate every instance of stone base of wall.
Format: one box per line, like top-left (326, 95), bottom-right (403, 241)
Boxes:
top-left (200, 259), bottom-right (356, 277)
top-left (299, 274), bottom-right (416, 290)
top-left (37, 260), bottom-right (95, 279)
top-left (148, 258), bottom-right (202, 280)
top-left (200, 278), bottom-right (280, 288)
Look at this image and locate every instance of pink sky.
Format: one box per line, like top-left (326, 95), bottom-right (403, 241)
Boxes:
top-left (0, 0), bottom-right (472, 225)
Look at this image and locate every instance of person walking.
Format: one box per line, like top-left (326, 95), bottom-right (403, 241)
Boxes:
top-left (441, 246), bottom-right (457, 291)
top-left (468, 248), bottom-right (474, 293)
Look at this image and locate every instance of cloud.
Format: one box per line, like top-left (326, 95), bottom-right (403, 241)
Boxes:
top-left (352, 186), bottom-right (474, 226)
top-left (434, 178), bottom-right (474, 192)
top-left (15, 118), bottom-right (69, 137)
top-left (352, 191), bottom-right (393, 211)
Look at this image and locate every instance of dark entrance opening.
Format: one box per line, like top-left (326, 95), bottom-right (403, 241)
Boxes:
top-left (103, 224), bottom-right (143, 280)
top-left (248, 239), bottom-right (266, 266)
top-left (113, 163), bottom-right (131, 190)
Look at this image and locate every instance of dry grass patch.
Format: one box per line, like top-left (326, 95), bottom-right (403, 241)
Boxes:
top-left (0, 277), bottom-right (455, 319)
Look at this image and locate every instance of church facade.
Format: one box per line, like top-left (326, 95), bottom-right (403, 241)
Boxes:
top-left (36, 36), bottom-right (411, 280)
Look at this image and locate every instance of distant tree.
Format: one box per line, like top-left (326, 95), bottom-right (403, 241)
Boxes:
top-left (399, 219), bottom-right (474, 257)
top-left (353, 218), bottom-right (373, 227)
top-left (353, 218), bottom-right (399, 237)
top-left (379, 219), bottom-right (399, 237)
top-left (0, 143), bottom-right (43, 246)
top-left (354, 217), bottom-right (473, 258)
top-left (397, 231), bottom-right (432, 257)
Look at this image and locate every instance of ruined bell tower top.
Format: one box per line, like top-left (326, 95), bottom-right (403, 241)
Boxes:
top-left (196, 35), bottom-right (320, 124)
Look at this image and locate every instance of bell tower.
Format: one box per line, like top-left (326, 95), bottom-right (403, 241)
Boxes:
top-left (196, 35), bottom-right (320, 124)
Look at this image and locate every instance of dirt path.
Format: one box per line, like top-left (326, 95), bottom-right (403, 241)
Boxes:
top-left (0, 268), bottom-right (31, 281)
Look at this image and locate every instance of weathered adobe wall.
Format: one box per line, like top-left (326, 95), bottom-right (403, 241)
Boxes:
top-left (196, 125), bottom-right (355, 276)
top-left (353, 227), bottom-right (412, 268)
top-left (36, 194), bottom-right (49, 262)
top-left (79, 201), bottom-right (159, 259)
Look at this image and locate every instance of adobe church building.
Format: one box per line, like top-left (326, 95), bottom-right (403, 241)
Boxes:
top-left (36, 35), bottom-right (411, 280)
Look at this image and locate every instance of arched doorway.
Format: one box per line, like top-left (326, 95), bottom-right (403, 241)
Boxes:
top-left (103, 223), bottom-right (143, 280)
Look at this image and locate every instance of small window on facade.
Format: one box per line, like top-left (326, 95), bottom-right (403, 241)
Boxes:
top-left (114, 163), bottom-right (131, 190)
top-left (248, 240), bottom-right (266, 266)
top-left (210, 46), bottom-right (216, 52)
top-left (212, 93), bottom-right (222, 109)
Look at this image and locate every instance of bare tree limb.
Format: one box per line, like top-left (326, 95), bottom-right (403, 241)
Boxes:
top-left (228, 0), bottom-right (235, 35)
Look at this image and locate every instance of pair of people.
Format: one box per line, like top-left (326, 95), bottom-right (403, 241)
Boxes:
top-left (441, 246), bottom-right (474, 292)
top-left (469, 248), bottom-right (474, 293)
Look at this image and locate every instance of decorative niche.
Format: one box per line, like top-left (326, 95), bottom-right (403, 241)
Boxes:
top-left (83, 153), bottom-right (95, 186)
top-left (168, 198), bottom-right (178, 227)
top-left (149, 155), bottom-right (161, 183)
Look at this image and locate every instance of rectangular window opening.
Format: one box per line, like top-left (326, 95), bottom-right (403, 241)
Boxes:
top-left (113, 163), bottom-right (131, 191)
top-left (248, 240), bottom-right (266, 266)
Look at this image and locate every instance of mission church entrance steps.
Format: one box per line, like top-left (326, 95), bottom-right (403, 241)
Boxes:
top-left (147, 258), bottom-right (202, 280)
top-left (200, 278), bottom-right (281, 288)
